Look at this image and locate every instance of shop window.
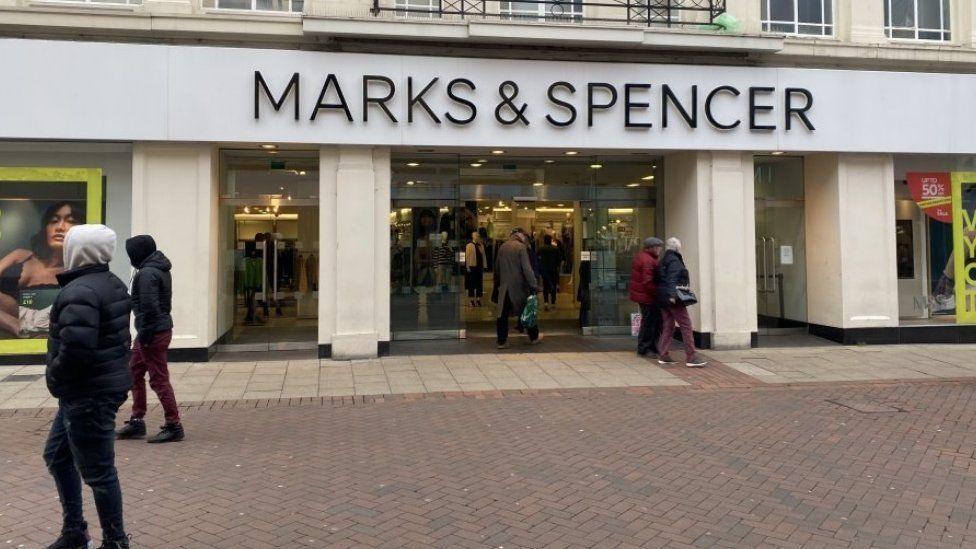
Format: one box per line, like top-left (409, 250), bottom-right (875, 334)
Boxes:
top-left (884, 0), bottom-right (951, 41)
top-left (761, 0), bottom-right (833, 36)
top-left (202, 0), bottom-right (303, 12)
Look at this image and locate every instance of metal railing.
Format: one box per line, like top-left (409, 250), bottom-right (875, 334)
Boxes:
top-left (372, 0), bottom-right (726, 28)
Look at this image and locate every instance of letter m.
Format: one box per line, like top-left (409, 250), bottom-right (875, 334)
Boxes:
top-left (254, 71), bottom-right (300, 120)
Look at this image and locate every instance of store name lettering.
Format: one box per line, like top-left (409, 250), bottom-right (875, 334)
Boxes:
top-left (253, 71), bottom-right (816, 132)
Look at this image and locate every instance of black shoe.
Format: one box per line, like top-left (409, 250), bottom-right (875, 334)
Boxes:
top-left (116, 419), bottom-right (146, 440)
top-left (147, 423), bottom-right (185, 444)
top-left (97, 537), bottom-right (130, 549)
top-left (657, 354), bottom-right (677, 365)
top-left (46, 529), bottom-right (90, 549)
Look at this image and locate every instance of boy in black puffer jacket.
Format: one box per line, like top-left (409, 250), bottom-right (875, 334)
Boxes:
top-left (116, 235), bottom-right (184, 444)
top-left (44, 224), bottom-right (132, 549)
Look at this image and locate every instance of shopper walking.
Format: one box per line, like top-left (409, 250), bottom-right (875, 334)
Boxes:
top-left (629, 237), bottom-right (664, 357)
top-left (538, 235), bottom-right (562, 311)
top-left (464, 231), bottom-right (487, 307)
top-left (656, 237), bottom-right (707, 367)
top-left (116, 235), bottom-right (185, 443)
top-left (493, 228), bottom-right (540, 348)
top-left (43, 224), bottom-right (132, 549)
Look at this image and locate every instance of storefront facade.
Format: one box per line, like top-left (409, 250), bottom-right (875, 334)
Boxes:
top-left (1, 0), bottom-right (975, 360)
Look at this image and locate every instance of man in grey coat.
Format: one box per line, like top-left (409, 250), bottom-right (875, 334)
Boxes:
top-left (493, 228), bottom-right (540, 348)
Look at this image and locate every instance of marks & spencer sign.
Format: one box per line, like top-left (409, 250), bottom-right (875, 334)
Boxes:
top-left (253, 71), bottom-right (816, 133)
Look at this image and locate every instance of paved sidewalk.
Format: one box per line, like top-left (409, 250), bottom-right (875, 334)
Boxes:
top-left (2, 343), bottom-right (975, 410)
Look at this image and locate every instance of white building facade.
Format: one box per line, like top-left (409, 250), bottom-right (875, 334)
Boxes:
top-left (0, 0), bottom-right (974, 361)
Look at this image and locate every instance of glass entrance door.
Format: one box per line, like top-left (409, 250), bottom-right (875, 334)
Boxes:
top-left (755, 156), bottom-right (807, 335)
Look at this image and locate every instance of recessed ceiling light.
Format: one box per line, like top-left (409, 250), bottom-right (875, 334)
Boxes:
top-left (406, 180), bottom-right (415, 186)
top-left (627, 183), bottom-right (640, 188)
top-left (298, 171), bottom-right (306, 176)
top-left (491, 150), bottom-right (505, 155)
top-left (260, 144), bottom-right (277, 150)
top-left (641, 175), bottom-right (655, 180)
top-left (590, 164), bottom-right (603, 169)
top-left (564, 151), bottom-right (578, 156)
top-left (771, 151), bottom-right (785, 156)
top-left (407, 162), bottom-right (420, 167)
top-left (470, 163), bottom-right (483, 167)
top-left (533, 182), bottom-right (544, 187)
top-left (267, 150), bottom-right (278, 155)
top-left (478, 159), bottom-right (488, 163)
top-left (557, 203), bottom-right (565, 207)
top-left (544, 160), bottom-right (555, 164)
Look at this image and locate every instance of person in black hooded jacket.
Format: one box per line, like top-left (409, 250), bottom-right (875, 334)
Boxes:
top-left (115, 235), bottom-right (184, 444)
top-left (44, 224), bottom-right (132, 549)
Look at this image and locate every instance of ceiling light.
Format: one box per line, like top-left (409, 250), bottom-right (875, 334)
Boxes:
top-left (771, 151), bottom-right (785, 156)
top-left (590, 164), bottom-right (603, 169)
top-left (406, 180), bottom-right (415, 186)
top-left (498, 201), bottom-right (504, 207)
top-left (491, 150), bottom-right (505, 155)
top-left (564, 151), bottom-right (578, 156)
top-left (544, 160), bottom-right (555, 164)
top-left (260, 144), bottom-right (277, 150)
top-left (406, 162), bottom-right (420, 167)
top-left (267, 150), bottom-right (278, 155)
top-left (243, 206), bottom-right (250, 213)
top-left (557, 203), bottom-right (565, 207)
top-left (627, 183), bottom-right (640, 188)
top-left (299, 171), bottom-right (306, 176)
top-left (641, 175), bottom-right (655, 181)
top-left (533, 182), bottom-right (544, 187)
top-left (478, 159), bottom-right (487, 163)
top-left (470, 163), bottom-right (483, 167)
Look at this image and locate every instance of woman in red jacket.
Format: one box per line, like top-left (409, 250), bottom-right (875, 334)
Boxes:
top-left (628, 237), bottom-right (664, 356)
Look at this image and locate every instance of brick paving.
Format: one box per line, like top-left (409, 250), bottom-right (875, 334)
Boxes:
top-left (3, 376), bottom-right (976, 547)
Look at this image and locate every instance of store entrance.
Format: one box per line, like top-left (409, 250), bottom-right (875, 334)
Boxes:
top-left (217, 150), bottom-right (319, 352)
top-left (390, 152), bottom-right (661, 342)
top-left (754, 156), bottom-right (808, 336)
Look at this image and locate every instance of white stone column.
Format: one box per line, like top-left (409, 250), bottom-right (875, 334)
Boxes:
top-left (725, 0), bottom-right (762, 34)
top-left (804, 154), bottom-right (898, 331)
top-left (842, 0), bottom-right (886, 43)
top-left (663, 151), bottom-right (757, 349)
top-left (131, 143), bottom-right (218, 355)
top-left (318, 145), bottom-right (391, 359)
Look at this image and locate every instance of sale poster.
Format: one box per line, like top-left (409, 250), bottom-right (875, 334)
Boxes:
top-left (907, 172), bottom-right (952, 223)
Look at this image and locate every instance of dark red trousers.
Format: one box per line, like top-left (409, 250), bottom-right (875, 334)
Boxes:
top-left (129, 330), bottom-right (180, 425)
top-left (658, 304), bottom-right (697, 359)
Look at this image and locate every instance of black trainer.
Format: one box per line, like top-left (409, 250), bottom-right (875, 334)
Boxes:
top-left (45, 528), bottom-right (90, 549)
top-left (96, 537), bottom-right (130, 549)
top-left (116, 419), bottom-right (146, 440)
top-left (147, 423), bottom-right (185, 444)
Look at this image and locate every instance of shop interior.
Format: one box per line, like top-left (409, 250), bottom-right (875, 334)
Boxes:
top-left (217, 149), bottom-right (320, 352)
top-left (390, 151), bottom-right (659, 341)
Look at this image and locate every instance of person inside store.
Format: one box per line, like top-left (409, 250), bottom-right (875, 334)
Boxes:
top-left (629, 237), bottom-right (664, 357)
top-left (464, 231), bottom-right (487, 307)
top-left (655, 237), bottom-right (707, 367)
top-left (43, 224), bottom-right (133, 549)
top-left (539, 235), bottom-right (562, 312)
top-left (116, 235), bottom-right (185, 444)
top-left (493, 227), bottom-right (541, 349)
top-left (0, 201), bottom-right (83, 339)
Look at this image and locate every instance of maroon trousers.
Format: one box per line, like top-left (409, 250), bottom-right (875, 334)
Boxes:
top-left (129, 330), bottom-right (180, 425)
top-left (657, 304), bottom-right (697, 359)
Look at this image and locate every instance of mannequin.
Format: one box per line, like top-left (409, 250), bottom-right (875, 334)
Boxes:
top-left (464, 231), bottom-right (487, 306)
top-left (433, 231), bottom-right (454, 291)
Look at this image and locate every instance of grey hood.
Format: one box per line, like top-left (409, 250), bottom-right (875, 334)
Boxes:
top-left (63, 224), bottom-right (117, 271)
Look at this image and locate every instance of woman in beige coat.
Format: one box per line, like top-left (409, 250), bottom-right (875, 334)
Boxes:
top-left (464, 232), bottom-right (488, 306)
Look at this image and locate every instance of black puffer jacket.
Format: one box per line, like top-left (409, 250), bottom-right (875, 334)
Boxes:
top-left (655, 249), bottom-right (691, 307)
top-left (47, 264), bottom-right (133, 400)
top-left (129, 249), bottom-right (174, 343)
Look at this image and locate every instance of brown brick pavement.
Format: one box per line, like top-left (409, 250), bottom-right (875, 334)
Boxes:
top-left (3, 380), bottom-right (976, 548)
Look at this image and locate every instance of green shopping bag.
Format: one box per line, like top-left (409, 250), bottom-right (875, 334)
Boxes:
top-left (520, 295), bottom-right (539, 329)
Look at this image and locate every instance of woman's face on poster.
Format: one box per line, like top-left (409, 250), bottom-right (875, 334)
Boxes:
top-left (46, 205), bottom-right (80, 251)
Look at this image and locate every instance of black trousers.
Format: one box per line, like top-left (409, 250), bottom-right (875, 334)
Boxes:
top-left (497, 295), bottom-right (538, 344)
top-left (465, 267), bottom-right (484, 298)
top-left (638, 303), bottom-right (663, 355)
top-left (541, 270), bottom-right (559, 305)
top-left (44, 393), bottom-right (128, 543)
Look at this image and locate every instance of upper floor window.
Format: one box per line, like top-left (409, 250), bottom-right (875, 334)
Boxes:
top-left (206, 0), bottom-right (302, 12)
top-left (761, 0), bottom-right (833, 36)
top-left (884, 0), bottom-right (951, 41)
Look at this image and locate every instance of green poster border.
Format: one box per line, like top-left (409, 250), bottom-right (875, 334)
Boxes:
top-left (951, 172), bottom-right (976, 325)
top-left (0, 167), bottom-right (103, 355)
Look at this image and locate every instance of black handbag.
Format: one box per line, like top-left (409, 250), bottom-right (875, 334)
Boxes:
top-left (675, 286), bottom-right (698, 306)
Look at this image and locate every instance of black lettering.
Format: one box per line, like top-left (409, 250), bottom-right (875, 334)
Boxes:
top-left (785, 87), bottom-right (815, 131)
top-left (408, 77), bottom-right (441, 124)
top-left (310, 74), bottom-right (352, 122)
top-left (749, 87), bottom-right (776, 131)
top-left (705, 85), bottom-right (741, 130)
top-left (545, 81), bottom-right (577, 127)
top-left (362, 75), bottom-right (397, 123)
top-left (624, 84), bottom-right (652, 129)
top-left (587, 83), bottom-right (618, 127)
top-left (662, 84), bottom-right (697, 129)
top-left (254, 71), bottom-right (299, 120)
top-left (445, 78), bottom-right (477, 125)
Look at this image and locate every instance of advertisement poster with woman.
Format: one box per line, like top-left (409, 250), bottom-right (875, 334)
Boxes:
top-left (0, 168), bottom-right (102, 354)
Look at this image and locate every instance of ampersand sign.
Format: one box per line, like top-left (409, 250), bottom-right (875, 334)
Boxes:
top-left (495, 81), bottom-right (529, 126)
